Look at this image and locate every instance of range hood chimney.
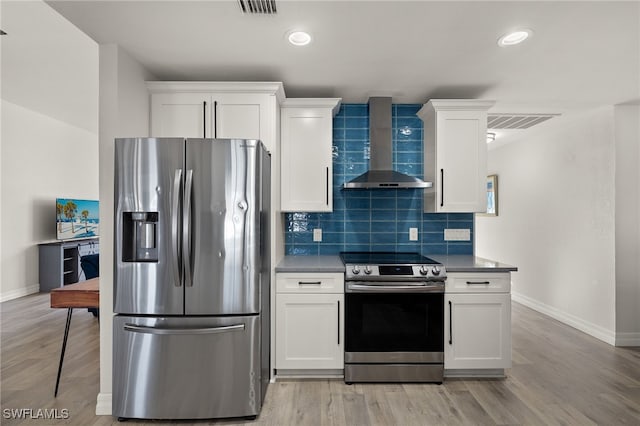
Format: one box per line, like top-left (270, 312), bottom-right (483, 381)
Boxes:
top-left (343, 97), bottom-right (432, 189)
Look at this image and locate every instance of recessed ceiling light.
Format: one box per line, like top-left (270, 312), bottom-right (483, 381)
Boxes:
top-left (287, 30), bottom-right (311, 46)
top-left (497, 29), bottom-right (532, 47)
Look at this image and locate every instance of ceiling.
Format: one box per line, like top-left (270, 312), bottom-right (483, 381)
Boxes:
top-left (37, 0), bottom-right (640, 142)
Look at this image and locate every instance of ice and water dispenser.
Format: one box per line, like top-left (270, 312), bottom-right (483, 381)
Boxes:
top-left (122, 212), bottom-right (159, 262)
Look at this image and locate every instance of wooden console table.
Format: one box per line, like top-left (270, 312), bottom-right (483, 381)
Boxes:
top-left (50, 278), bottom-right (99, 397)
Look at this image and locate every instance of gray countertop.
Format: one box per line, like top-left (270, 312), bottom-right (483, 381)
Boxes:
top-left (429, 255), bottom-right (518, 272)
top-left (275, 255), bottom-right (345, 273)
top-left (276, 254), bottom-right (516, 273)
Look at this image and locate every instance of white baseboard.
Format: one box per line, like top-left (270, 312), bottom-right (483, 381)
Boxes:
top-left (512, 291), bottom-right (616, 346)
top-left (445, 369), bottom-right (505, 378)
top-left (95, 392), bottom-right (112, 416)
top-left (275, 369), bottom-right (344, 380)
top-left (0, 284), bottom-right (39, 302)
top-left (615, 332), bottom-right (640, 347)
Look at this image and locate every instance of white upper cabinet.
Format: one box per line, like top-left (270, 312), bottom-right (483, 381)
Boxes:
top-left (280, 98), bottom-right (341, 212)
top-left (147, 82), bottom-right (285, 153)
top-left (150, 92), bottom-right (210, 138)
top-left (418, 100), bottom-right (495, 213)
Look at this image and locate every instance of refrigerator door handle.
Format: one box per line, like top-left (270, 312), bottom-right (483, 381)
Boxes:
top-left (171, 169), bottom-right (183, 287)
top-left (183, 169), bottom-right (194, 287)
top-left (123, 323), bottom-right (245, 335)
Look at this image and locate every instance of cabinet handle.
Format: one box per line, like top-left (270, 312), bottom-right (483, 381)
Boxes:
top-left (326, 167), bottom-right (329, 206)
top-left (448, 300), bottom-right (452, 345)
top-left (213, 100), bottom-right (218, 138)
top-left (203, 101), bottom-right (207, 138)
top-left (337, 300), bottom-right (340, 345)
top-left (440, 168), bottom-right (444, 207)
top-left (466, 281), bottom-right (491, 285)
top-left (298, 281), bottom-right (322, 285)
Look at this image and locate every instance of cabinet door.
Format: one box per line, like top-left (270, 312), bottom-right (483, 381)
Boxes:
top-left (150, 93), bottom-right (211, 138)
top-left (445, 293), bottom-right (511, 369)
top-left (276, 293), bottom-right (344, 369)
top-left (436, 110), bottom-right (487, 212)
top-left (280, 107), bottom-right (333, 212)
top-left (214, 94), bottom-right (270, 150)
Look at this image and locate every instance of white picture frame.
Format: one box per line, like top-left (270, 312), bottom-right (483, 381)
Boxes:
top-left (480, 174), bottom-right (498, 216)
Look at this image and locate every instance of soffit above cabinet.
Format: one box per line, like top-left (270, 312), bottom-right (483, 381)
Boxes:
top-left (281, 98), bottom-right (342, 116)
top-left (146, 81), bottom-right (286, 104)
top-left (425, 99), bottom-right (497, 112)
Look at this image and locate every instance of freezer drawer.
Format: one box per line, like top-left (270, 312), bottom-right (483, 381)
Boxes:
top-left (113, 315), bottom-right (263, 420)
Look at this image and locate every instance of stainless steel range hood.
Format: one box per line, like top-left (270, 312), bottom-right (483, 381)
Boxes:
top-left (343, 97), bottom-right (432, 189)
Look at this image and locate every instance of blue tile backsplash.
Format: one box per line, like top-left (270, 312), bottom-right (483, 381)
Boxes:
top-left (284, 104), bottom-right (474, 256)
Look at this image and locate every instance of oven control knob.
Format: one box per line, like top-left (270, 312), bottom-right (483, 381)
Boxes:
top-left (352, 266), bottom-right (361, 275)
top-left (419, 266), bottom-right (429, 275)
top-left (432, 266), bottom-right (441, 275)
top-left (364, 266), bottom-right (372, 275)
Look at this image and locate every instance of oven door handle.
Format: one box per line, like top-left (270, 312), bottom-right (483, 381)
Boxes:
top-left (346, 283), bottom-right (444, 293)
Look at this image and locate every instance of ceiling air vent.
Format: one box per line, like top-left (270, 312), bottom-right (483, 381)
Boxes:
top-left (488, 113), bottom-right (560, 130)
top-left (238, 0), bottom-right (277, 14)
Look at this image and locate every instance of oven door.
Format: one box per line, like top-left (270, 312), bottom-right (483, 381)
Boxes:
top-left (345, 285), bottom-right (444, 364)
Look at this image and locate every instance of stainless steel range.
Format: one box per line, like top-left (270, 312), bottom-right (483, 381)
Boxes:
top-left (341, 252), bottom-right (446, 384)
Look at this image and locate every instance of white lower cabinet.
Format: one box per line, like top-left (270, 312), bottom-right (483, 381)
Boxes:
top-left (445, 273), bottom-right (512, 372)
top-left (276, 293), bottom-right (344, 369)
top-left (275, 273), bottom-right (344, 372)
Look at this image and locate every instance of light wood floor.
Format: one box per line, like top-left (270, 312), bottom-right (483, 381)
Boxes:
top-left (2, 293), bottom-right (639, 425)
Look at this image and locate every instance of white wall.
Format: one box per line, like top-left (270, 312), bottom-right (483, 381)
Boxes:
top-left (614, 104), bottom-right (640, 346)
top-left (476, 108), bottom-right (618, 344)
top-left (0, 0), bottom-right (99, 301)
top-left (96, 44), bottom-right (154, 415)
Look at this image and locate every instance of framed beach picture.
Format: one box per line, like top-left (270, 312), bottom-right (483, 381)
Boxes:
top-left (56, 198), bottom-right (100, 240)
top-left (480, 175), bottom-right (498, 216)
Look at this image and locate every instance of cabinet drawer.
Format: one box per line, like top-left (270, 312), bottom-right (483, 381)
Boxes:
top-left (276, 273), bottom-right (344, 294)
top-left (446, 273), bottom-right (510, 293)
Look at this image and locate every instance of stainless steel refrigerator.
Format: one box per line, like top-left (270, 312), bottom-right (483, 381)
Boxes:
top-left (112, 138), bottom-right (270, 420)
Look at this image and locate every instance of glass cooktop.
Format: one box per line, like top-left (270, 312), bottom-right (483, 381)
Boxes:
top-left (339, 251), bottom-right (440, 265)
